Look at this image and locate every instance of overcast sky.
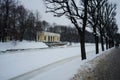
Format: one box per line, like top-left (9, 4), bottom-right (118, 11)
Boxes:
top-left (20, 0), bottom-right (120, 32)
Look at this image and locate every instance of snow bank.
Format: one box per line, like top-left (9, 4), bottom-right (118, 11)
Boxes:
top-left (71, 48), bottom-right (120, 80)
top-left (0, 41), bottom-right (48, 51)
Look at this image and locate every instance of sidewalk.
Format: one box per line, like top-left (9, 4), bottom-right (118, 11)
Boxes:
top-left (71, 47), bottom-right (120, 80)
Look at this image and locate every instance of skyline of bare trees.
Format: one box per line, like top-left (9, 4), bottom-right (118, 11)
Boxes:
top-left (44, 0), bottom-right (119, 60)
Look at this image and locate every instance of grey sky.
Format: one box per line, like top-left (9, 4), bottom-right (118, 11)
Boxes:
top-left (20, 0), bottom-right (71, 26)
top-left (20, 0), bottom-right (120, 32)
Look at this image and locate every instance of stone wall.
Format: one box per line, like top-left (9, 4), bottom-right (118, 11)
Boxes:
top-left (71, 48), bottom-right (120, 80)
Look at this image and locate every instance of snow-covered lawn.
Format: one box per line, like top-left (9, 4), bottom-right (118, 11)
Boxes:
top-left (0, 41), bottom-right (103, 80)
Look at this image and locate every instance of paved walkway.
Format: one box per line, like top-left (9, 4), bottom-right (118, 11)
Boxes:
top-left (72, 47), bottom-right (120, 80)
top-left (95, 47), bottom-right (120, 80)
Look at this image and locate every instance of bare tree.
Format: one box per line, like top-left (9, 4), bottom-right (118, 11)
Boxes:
top-left (44, 0), bottom-right (89, 60)
top-left (24, 11), bottom-right (36, 41)
top-left (0, 0), bottom-right (43, 41)
top-left (88, 0), bottom-right (103, 54)
top-left (0, 0), bottom-right (15, 41)
top-left (104, 3), bottom-right (117, 48)
top-left (97, 1), bottom-right (118, 49)
top-left (35, 11), bottom-right (42, 33)
top-left (0, 0), bottom-right (3, 41)
top-left (108, 20), bottom-right (118, 48)
top-left (42, 20), bottom-right (50, 31)
top-left (93, 0), bottom-right (108, 51)
top-left (16, 5), bottom-right (28, 41)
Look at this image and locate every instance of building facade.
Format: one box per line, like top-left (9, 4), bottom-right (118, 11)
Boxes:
top-left (37, 31), bottom-right (60, 42)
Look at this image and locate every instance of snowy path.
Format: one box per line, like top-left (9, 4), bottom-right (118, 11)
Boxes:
top-left (9, 55), bottom-right (81, 80)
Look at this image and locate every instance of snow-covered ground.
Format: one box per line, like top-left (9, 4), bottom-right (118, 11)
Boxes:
top-left (0, 41), bottom-right (104, 80)
top-left (0, 41), bottom-right (48, 51)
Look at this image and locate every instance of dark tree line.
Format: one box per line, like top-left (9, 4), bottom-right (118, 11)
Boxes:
top-left (47, 25), bottom-right (94, 43)
top-left (0, 0), bottom-right (45, 42)
top-left (0, 0), bottom-right (94, 43)
top-left (44, 0), bottom-right (119, 60)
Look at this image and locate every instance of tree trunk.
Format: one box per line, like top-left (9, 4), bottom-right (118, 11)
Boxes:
top-left (19, 30), bottom-right (24, 41)
top-left (111, 40), bottom-right (114, 47)
top-left (100, 31), bottom-right (104, 51)
top-left (79, 31), bottom-right (86, 60)
top-left (93, 26), bottom-right (99, 54)
top-left (95, 35), bottom-right (99, 54)
top-left (79, 0), bottom-right (87, 60)
top-left (105, 37), bottom-right (108, 50)
top-left (108, 39), bottom-right (111, 48)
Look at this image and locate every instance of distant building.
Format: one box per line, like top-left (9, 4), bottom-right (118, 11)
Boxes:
top-left (37, 31), bottom-right (60, 42)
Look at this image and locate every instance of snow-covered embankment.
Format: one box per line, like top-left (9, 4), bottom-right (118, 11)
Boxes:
top-left (0, 41), bottom-right (48, 51)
